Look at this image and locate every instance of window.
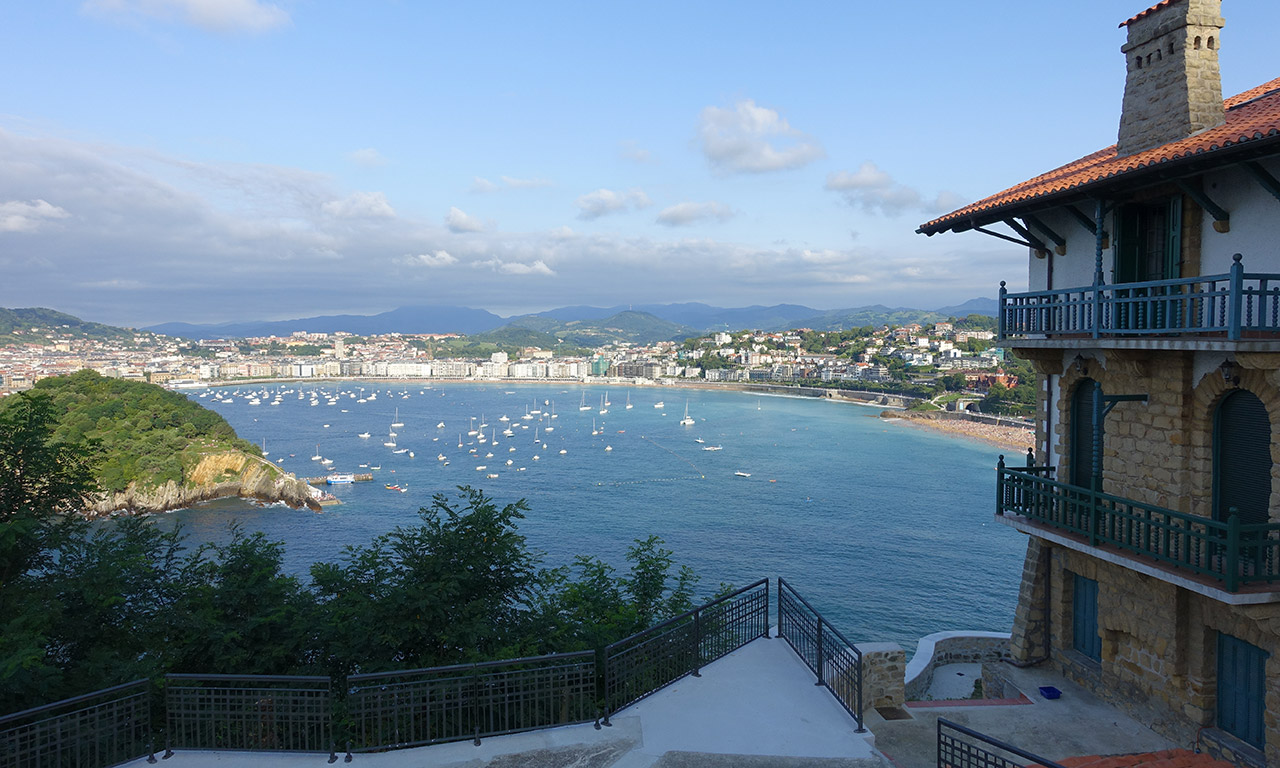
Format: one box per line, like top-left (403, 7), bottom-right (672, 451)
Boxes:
top-left (1213, 390), bottom-right (1272, 526)
top-left (1070, 379), bottom-right (1102, 490)
top-left (1115, 197), bottom-right (1182, 284)
top-left (1072, 574), bottom-right (1101, 661)
top-left (1217, 633), bottom-right (1268, 749)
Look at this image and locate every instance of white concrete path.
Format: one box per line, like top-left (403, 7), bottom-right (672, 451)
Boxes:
top-left (124, 636), bottom-right (879, 767)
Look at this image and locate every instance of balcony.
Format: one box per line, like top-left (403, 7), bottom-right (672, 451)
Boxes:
top-left (995, 462), bottom-right (1280, 603)
top-left (997, 255), bottom-right (1280, 351)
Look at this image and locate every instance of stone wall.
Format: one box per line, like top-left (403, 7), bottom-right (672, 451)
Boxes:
top-left (903, 631), bottom-right (1011, 701)
top-left (857, 642), bottom-right (905, 709)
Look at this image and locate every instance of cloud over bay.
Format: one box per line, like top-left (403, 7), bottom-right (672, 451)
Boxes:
top-left (826, 162), bottom-right (966, 216)
top-left (575, 188), bottom-right (651, 220)
top-left (697, 99), bottom-right (823, 174)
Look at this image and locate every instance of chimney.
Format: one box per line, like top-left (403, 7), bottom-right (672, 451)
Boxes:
top-left (1117, 0), bottom-right (1225, 157)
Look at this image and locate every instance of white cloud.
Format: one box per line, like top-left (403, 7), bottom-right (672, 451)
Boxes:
top-left (445, 206), bottom-right (485, 233)
top-left (471, 177), bottom-right (498, 193)
top-left (697, 99), bottom-right (823, 174)
top-left (575, 188), bottom-right (650, 220)
top-left (500, 175), bottom-right (551, 189)
top-left (83, 0), bottom-right (290, 33)
top-left (655, 201), bottom-right (734, 227)
top-left (476, 258), bottom-right (555, 276)
top-left (348, 148), bottom-right (386, 167)
top-left (401, 250), bottom-right (458, 268)
top-left (321, 191), bottom-right (395, 219)
top-left (825, 162), bottom-right (965, 216)
top-left (0, 199), bottom-right (70, 233)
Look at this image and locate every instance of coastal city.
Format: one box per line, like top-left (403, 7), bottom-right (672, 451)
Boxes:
top-left (0, 314), bottom-right (1016, 399)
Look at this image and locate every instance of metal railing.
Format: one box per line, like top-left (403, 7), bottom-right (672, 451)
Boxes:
top-left (997, 255), bottom-right (1280, 342)
top-left (777, 577), bottom-right (864, 731)
top-left (165, 674), bottom-right (333, 753)
top-left (937, 718), bottom-right (1065, 768)
top-left (998, 461), bottom-right (1280, 592)
top-left (346, 651), bottom-right (596, 752)
top-left (603, 578), bottom-right (769, 718)
top-left (0, 679), bottom-right (153, 768)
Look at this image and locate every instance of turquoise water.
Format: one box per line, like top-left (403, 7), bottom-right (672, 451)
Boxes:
top-left (162, 382), bottom-right (1026, 650)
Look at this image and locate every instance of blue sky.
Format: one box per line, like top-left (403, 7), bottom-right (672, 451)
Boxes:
top-left (3, 1), bottom-right (1279, 326)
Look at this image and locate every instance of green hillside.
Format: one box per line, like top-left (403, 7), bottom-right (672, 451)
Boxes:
top-left (9, 370), bottom-right (258, 493)
top-left (0, 307), bottom-right (147, 346)
top-left (505, 310), bottom-right (696, 346)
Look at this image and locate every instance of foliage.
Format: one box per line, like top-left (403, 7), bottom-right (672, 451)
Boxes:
top-left (0, 307), bottom-right (141, 346)
top-left (8, 370), bottom-right (257, 493)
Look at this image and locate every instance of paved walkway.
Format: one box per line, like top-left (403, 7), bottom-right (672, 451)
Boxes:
top-left (125, 636), bottom-right (885, 767)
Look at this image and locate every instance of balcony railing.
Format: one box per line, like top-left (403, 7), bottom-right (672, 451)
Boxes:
top-left (997, 255), bottom-right (1280, 342)
top-left (997, 461), bottom-right (1280, 592)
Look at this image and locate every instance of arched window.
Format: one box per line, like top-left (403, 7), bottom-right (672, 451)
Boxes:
top-left (1213, 390), bottom-right (1272, 525)
top-left (1071, 379), bottom-right (1102, 489)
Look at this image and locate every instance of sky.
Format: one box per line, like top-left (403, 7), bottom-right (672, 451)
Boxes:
top-left (3, 1), bottom-right (1280, 327)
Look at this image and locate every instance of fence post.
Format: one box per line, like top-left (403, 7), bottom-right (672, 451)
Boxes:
top-left (996, 455), bottom-right (1005, 516)
top-left (998, 281), bottom-right (1007, 340)
top-left (471, 670), bottom-right (481, 746)
top-left (691, 609), bottom-right (702, 678)
top-left (814, 621), bottom-right (825, 687)
top-left (1226, 511), bottom-right (1241, 593)
top-left (1228, 254), bottom-right (1244, 340)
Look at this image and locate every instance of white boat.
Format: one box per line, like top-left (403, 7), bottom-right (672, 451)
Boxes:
top-left (599, 394), bottom-right (608, 415)
top-left (694, 438), bottom-right (705, 444)
top-left (654, 401), bottom-right (664, 409)
top-left (735, 471), bottom-right (751, 478)
top-left (321, 458), bottom-right (334, 465)
top-left (703, 445), bottom-right (723, 451)
top-left (437, 422), bottom-right (445, 429)
top-left (679, 401), bottom-right (695, 426)
top-left (559, 449), bottom-right (567, 455)
top-left (486, 473), bottom-right (499, 479)
top-left (391, 408), bottom-right (403, 428)
top-left (261, 439), bottom-right (269, 457)
top-left (311, 445), bottom-right (322, 461)
top-left (625, 393), bottom-right (633, 410)
top-left (579, 392), bottom-right (591, 411)
top-left (499, 415), bottom-right (509, 422)
top-left (605, 445), bottom-right (613, 452)
top-left (384, 430), bottom-right (397, 447)
top-left (476, 465), bottom-right (487, 471)
top-left (326, 473), bottom-right (354, 484)
top-left (393, 449), bottom-right (408, 454)
top-left (358, 432), bottom-right (371, 439)
top-left (438, 454), bottom-right (447, 461)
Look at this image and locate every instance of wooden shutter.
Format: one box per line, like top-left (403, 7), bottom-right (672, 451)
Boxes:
top-left (1072, 574), bottom-right (1101, 661)
top-left (1071, 380), bottom-right (1100, 489)
top-left (1114, 206), bottom-right (1141, 284)
top-left (1213, 390), bottom-right (1272, 526)
top-left (1217, 632), bottom-right (1268, 749)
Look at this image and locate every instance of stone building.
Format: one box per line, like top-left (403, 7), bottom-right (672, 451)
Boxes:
top-left (919, 2), bottom-right (1279, 765)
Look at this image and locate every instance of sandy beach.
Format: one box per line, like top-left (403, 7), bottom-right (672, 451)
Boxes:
top-left (882, 412), bottom-right (1034, 454)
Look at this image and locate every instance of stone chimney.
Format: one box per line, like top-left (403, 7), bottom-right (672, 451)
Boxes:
top-left (1117, 0), bottom-right (1225, 156)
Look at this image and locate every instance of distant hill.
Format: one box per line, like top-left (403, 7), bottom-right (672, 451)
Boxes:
top-left (145, 305), bottom-right (506, 339)
top-left (142, 298), bottom-right (997, 342)
top-left (0, 307), bottom-right (139, 345)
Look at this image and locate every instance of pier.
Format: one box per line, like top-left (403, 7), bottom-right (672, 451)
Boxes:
top-left (305, 473), bottom-right (374, 485)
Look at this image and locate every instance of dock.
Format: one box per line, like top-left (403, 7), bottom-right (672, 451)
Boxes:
top-left (305, 473), bottom-right (374, 485)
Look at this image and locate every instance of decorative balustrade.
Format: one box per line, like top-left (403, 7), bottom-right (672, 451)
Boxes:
top-left (0, 679), bottom-right (153, 768)
top-left (778, 577), bottom-right (864, 730)
top-left (998, 461), bottom-right (1280, 592)
top-left (998, 255), bottom-right (1280, 342)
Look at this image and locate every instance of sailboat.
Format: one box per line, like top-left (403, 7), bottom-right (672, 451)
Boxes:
top-left (599, 394), bottom-right (608, 415)
top-left (311, 445), bottom-right (322, 460)
top-left (261, 439), bottom-right (269, 457)
top-left (391, 408), bottom-right (404, 428)
top-left (680, 401), bottom-right (695, 426)
top-left (579, 392), bottom-right (591, 411)
top-left (384, 430), bottom-right (397, 447)
top-left (625, 393), bottom-right (633, 410)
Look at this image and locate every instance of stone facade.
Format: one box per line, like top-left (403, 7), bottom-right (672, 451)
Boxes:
top-left (1118, 0), bottom-right (1225, 156)
top-left (902, 632), bottom-right (1011, 701)
top-left (856, 642), bottom-right (905, 710)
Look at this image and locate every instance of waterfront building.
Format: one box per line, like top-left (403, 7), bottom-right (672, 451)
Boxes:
top-left (920, 1), bottom-right (1279, 764)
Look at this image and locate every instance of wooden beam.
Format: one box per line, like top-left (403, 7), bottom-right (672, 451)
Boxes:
top-left (1175, 179), bottom-right (1230, 232)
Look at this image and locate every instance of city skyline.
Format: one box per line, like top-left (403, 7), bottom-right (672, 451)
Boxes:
top-left (4, 1), bottom-right (1280, 327)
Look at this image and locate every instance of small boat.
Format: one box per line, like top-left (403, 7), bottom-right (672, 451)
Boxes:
top-left (408, 451), bottom-right (415, 458)
top-left (604, 445), bottom-right (613, 452)
top-left (654, 401), bottom-right (664, 408)
top-left (579, 392), bottom-right (591, 411)
top-left (559, 449), bottom-right (567, 455)
top-left (735, 471), bottom-right (751, 478)
top-left (679, 401), bottom-right (695, 427)
top-left (370, 465), bottom-right (380, 470)
top-left (599, 394), bottom-right (608, 415)
top-left (476, 465), bottom-right (487, 471)
top-left (703, 445), bottom-right (722, 451)
top-left (261, 439), bottom-right (269, 457)
top-left (385, 483), bottom-right (402, 491)
top-left (358, 432), bottom-right (371, 439)
top-left (438, 454), bottom-right (447, 461)
top-left (437, 422), bottom-right (445, 429)
top-left (391, 408), bottom-right (404, 428)
top-left (486, 473), bottom-right (499, 479)
top-left (326, 474), bottom-right (354, 485)
top-left (694, 438), bottom-right (705, 444)
top-left (625, 393), bottom-right (632, 410)
top-left (311, 445), bottom-right (322, 461)
top-left (321, 458), bottom-right (334, 465)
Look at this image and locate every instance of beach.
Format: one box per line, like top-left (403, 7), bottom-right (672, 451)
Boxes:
top-left (883, 412), bottom-right (1034, 454)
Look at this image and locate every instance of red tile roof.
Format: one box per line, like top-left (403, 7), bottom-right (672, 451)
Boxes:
top-left (1120, 0), bottom-right (1182, 28)
top-left (918, 77), bottom-right (1280, 236)
top-left (1025, 749), bottom-right (1233, 768)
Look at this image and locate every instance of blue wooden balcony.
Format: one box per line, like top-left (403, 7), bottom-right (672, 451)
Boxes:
top-left (997, 254), bottom-right (1280, 346)
top-left (996, 460), bottom-right (1280, 595)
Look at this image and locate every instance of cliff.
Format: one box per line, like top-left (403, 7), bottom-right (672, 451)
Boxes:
top-left (88, 451), bottom-right (321, 515)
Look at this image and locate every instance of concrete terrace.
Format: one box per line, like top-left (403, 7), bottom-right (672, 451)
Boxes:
top-left (123, 636), bottom-right (886, 768)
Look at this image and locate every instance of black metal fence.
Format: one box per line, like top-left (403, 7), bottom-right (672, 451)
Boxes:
top-left (778, 577), bottom-right (864, 731)
top-left (165, 674), bottom-right (333, 753)
top-left (346, 651), bottom-right (596, 752)
top-left (4, 577), bottom-right (877, 764)
top-left (937, 718), bottom-right (1065, 768)
top-left (0, 679), bottom-right (152, 768)
top-left (603, 578), bottom-right (769, 717)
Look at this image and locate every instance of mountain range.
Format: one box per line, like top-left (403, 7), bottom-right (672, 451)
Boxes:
top-left (143, 298), bottom-right (997, 340)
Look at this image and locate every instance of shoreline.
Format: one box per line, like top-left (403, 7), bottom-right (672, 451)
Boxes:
top-left (883, 412), bottom-right (1033, 454)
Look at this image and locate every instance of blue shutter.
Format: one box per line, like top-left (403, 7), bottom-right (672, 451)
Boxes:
top-left (1217, 633), bottom-right (1268, 749)
top-left (1213, 390), bottom-right (1272, 526)
top-left (1072, 574), bottom-right (1101, 661)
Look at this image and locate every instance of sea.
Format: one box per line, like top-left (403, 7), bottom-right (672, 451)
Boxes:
top-left (158, 381), bottom-right (1026, 651)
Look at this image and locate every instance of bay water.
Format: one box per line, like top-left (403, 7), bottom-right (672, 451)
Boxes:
top-left (162, 382), bottom-right (1026, 650)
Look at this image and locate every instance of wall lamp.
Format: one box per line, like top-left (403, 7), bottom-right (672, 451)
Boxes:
top-left (1220, 359), bottom-right (1240, 387)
